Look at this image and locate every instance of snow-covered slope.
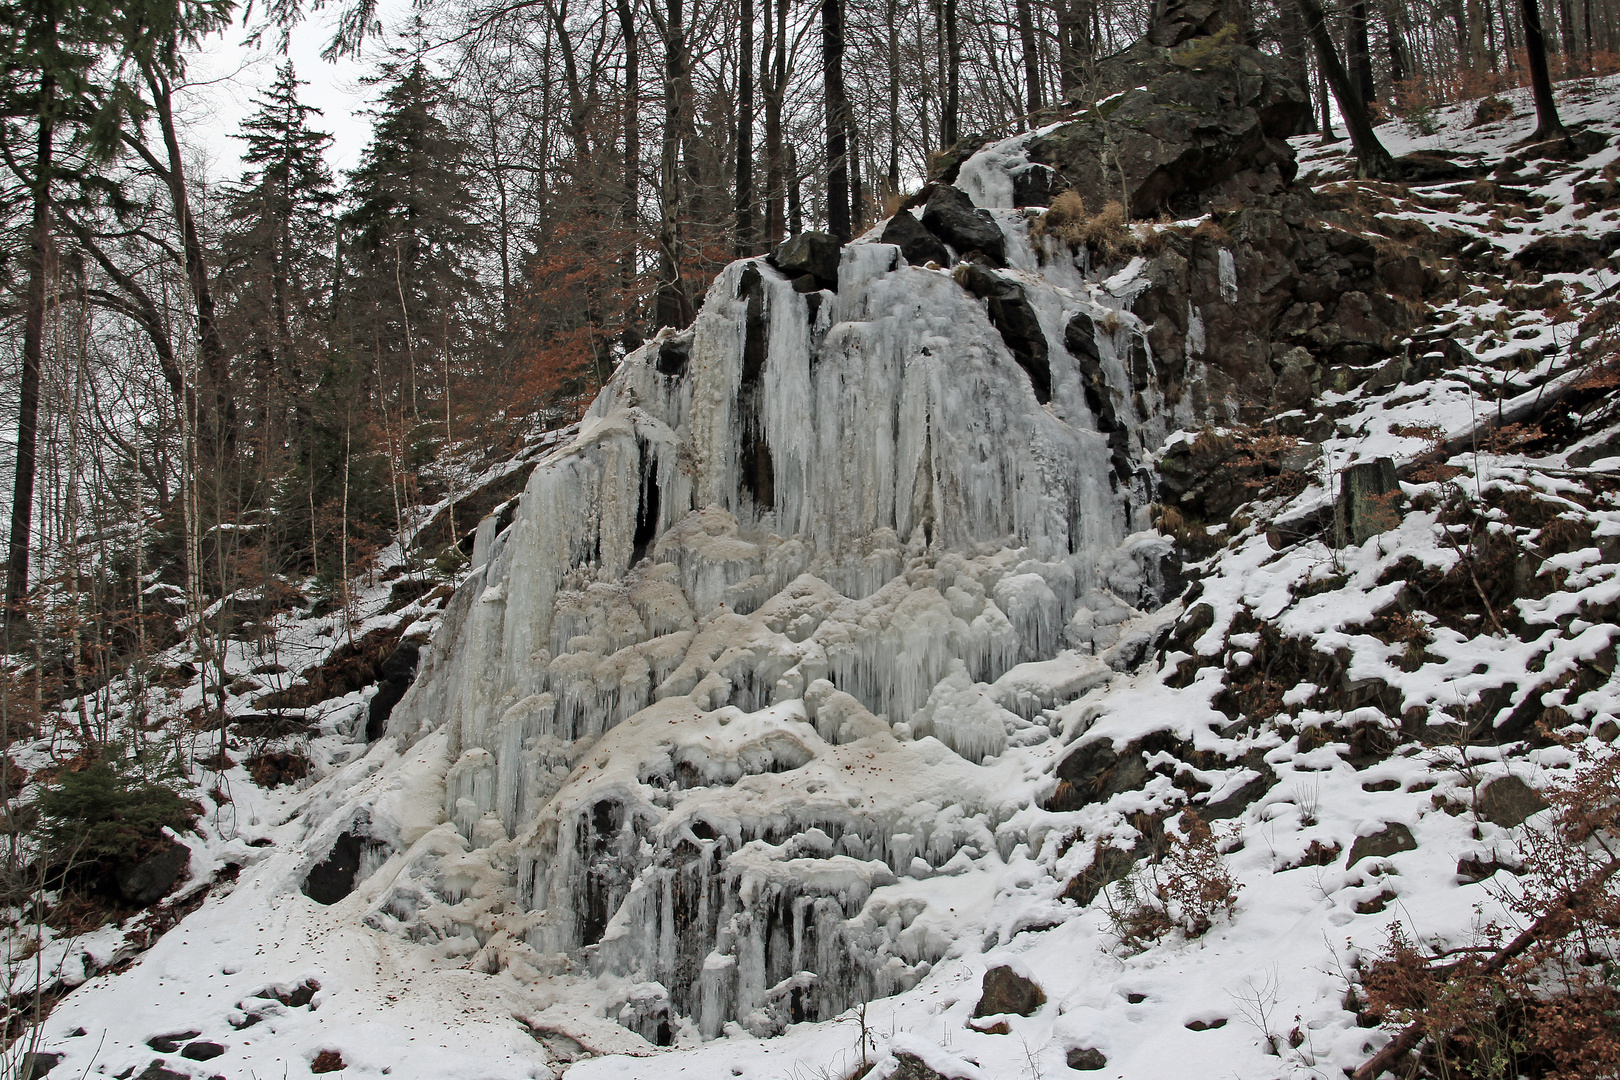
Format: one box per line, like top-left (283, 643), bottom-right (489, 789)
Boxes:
top-left (28, 75), bottom-right (1620, 1080)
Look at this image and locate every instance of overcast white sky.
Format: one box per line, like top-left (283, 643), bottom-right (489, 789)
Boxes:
top-left (175, 3), bottom-right (406, 185)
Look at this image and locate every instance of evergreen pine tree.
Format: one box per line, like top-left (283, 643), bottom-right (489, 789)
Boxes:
top-left (221, 62), bottom-right (337, 456)
top-left (338, 58), bottom-right (484, 441)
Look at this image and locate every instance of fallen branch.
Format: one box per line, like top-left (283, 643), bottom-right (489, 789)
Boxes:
top-left (1353, 853), bottom-right (1620, 1079)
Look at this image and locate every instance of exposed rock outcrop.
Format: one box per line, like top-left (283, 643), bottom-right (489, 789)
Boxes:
top-left (1027, 20), bottom-right (1311, 219)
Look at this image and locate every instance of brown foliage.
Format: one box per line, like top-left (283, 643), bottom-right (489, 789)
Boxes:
top-left (1360, 744), bottom-right (1620, 1079)
top-left (1105, 811), bottom-right (1240, 949)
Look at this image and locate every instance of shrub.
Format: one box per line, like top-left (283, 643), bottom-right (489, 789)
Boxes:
top-left (1105, 811), bottom-right (1241, 950)
top-left (1359, 742), bottom-right (1620, 1080)
top-left (1035, 190), bottom-right (1089, 245)
top-left (39, 748), bottom-right (195, 867)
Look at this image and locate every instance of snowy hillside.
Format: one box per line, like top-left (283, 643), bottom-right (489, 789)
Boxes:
top-left (20, 70), bottom-right (1620, 1080)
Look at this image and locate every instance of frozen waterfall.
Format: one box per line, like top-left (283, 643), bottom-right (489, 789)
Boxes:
top-left (376, 207), bottom-right (1190, 1038)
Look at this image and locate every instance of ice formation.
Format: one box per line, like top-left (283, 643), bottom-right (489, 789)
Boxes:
top-left (366, 203), bottom-right (1197, 1038)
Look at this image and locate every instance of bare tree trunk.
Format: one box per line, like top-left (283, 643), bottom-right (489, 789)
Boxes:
top-left (736, 0), bottom-right (756, 255)
top-left (1349, 0), bottom-right (1377, 103)
top-left (1280, 0), bottom-right (1318, 132)
top-left (1300, 0), bottom-right (1397, 177)
top-left (942, 0), bottom-right (960, 146)
top-left (1467, 0), bottom-right (1489, 71)
top-left (848, 111), bottom-right (863, 232)
top-left (654, 0), bottom-right (693, 329)
top-left (787, 139), bottom-right (802, 234)
top-left (1522, 0), bottom-right (1569, 139)
top-left (763, 0), bottom-right (787, 247)
top-left (139, 72), bottom-right (237, 464)
top-left (887, 0), bottom-right (901, 195)
top-left (618, 0), bottom-right (639, 317)
top-left (1057, 0), bottom-right (1082, 101)
top-left (6, 73), bottom-right (52, 620)
top-left (1016, 0), bottom-right (1043, 114)
top-left (1383, 4), bottom-right (1410, 85)
top-left (823, 0), bottom-right (850, 241)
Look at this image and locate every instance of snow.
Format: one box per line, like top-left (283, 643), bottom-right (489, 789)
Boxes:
top-left (25, 74), bottom-right (1620, 1080)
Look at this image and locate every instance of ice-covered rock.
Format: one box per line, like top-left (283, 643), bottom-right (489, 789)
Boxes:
top-left (369, 184), bottom-right (1197, 1033)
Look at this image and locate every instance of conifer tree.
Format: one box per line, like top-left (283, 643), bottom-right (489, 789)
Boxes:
top-left (338, 59), bottom-right (484, 430)
top-left (222, 62), bottom-right (337, 455)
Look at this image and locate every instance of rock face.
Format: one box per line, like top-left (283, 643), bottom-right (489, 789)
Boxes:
top-left (921, 184), bottom-right (1007, 265)
top-left (769, 231), bottom-right (843, 290)
top-left (881, 210), bottom-right (950, 267)
top-left (1026, 26), bottom-right (1310, 220)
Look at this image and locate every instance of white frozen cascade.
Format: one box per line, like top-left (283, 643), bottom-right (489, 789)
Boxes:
top-left (371, 203), bottom-right (1199, 1043)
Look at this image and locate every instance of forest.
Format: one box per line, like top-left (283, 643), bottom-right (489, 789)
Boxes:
top-left (0, 0), bottom-right (1616, 724)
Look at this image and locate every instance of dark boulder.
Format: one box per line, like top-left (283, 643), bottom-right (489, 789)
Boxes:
top-left (1394, 151), bottom-right (1488, 182)
top-left (1514, 231), bottom-right (1620, 273)
top-left (135, 1064), bottom-right (188, 1080)
top-left (302, 831), bottom-right (365, 905)
top-left (366, 640), bottom-right (422, 741)
top-left (892, 1052), bottom-right (976, 1080)
top-left (116, 841), bottom-right (190, 906)
top-left (1347, 822), bottom-right (1417, 867)
top-left (881, 210), bottom-right (950, 267)
top-left (769, 232), bottom-right (842, 290)
top-left (1067, 1047), bottom-right (1108, 1071)
top-left (954, 263), bottom-right (1050, 402)
top-left (1011, 163), bottom-right (1060, 207)
top-left (181, 1042), bottom-right (227, 1062)
top-left (1335, 458), bottom-right (1401, 547)
top-left (18, 1053), bottom-right (61, 1080)
top-left (974, 965), bottom-right (1046, 1017)
top-left (922, 185), bottom-right (1007, 266)
top-left (1477, 775), bottom-right (1548, 828)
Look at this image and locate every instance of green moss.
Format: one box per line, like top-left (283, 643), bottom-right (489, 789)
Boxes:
top-left (1167, 25), bottom-right (1240, 71)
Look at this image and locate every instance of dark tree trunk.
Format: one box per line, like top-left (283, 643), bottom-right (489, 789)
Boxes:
top-left (763, 0), bottom-right (786, 246)
top-left (1300, 0), bottom-right (1397, 177)
top-left (1056, 0), bottom-right (1088, 101)
top-left (787, 140), bottom-right (802, 235)
top-left (655, 0), bottom-right (692, 329)
top-left (1348, 0), bottom-right (1377, 103)
top-left (1383, 3), bottom-right (1409, 85)
top-left (848, 111), bottom-right (862, 232)
top-left (150, 74), bottom-right (236, 463)
top-left (887, 0), bottom-right (901, 195)
top-left (736, 0), bottom-right (755, 255)
top-left (822, 0), bottom-right (850, 241)
top-left (1521, 0), bottom-right (1568, 140)
top-left (1319, 67), bottom-right (1339, 140)
top-left (617, 0), bottom-right (639, 305)
top-left (942, 0), bottom-right (960, 146)
top-left (1279, 0), bottom-right (1318, 132)
top-left (6, 74), bottom-right (52, 618)
top-left (1015, 0), bottom-right (1042, 114)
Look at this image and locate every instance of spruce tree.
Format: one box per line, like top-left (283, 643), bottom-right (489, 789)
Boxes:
top-left (338, 58), bottom-right (484, 435)
top-left (222, 62), bottom-right (337, 455)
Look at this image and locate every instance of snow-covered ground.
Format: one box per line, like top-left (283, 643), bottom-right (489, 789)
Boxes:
top-left (18, 76), bottom-right (1620, 1080)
